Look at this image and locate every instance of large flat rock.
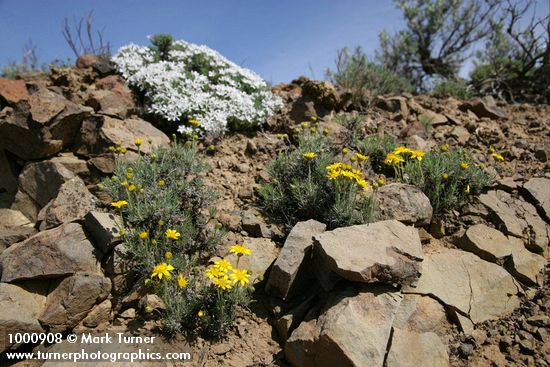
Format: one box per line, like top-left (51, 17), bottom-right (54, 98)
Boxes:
top-left (314, 220), bottom-right (423, 286)
top-left (523, 177), bottom-right (550, 221)
top-left (285, 284), bottom-right (402, 367)
top-left (404, 248), bottom-right (520, 325)
top-left (376, 183), bottom-right (433, 226)
top-left (0, 283), bottom-right (45, 353)
top-left (0, 222), bottom-right (102, 282)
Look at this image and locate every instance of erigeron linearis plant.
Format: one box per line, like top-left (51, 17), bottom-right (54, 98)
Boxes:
top-left (102, 134), bottom-right (254, 338)
top-left (112, 35), bottom-right (283, 137)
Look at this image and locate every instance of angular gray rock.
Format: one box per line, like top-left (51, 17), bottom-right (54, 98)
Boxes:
top-left (376, 184), bottom-right (433, 226)
top-left (18, 160), bottom-right (76, 207)
top-left (74, 115), bottom-right (170, 156)
top-left (285, 284), bottom-right (402, 367)
top-left (225, 237), bottom-right (279, 279)
top-left (81, 299), bottom-right (112, 328)
top-left (39, 274), bottom-right (111, 332)
top-left (404, 248), bottom-right (520, 325)
top-left (314, 220), bottom-right (423, 286)
top-left (478, 190), bottom-right (549, 253)
top-left (523, 177), bottom-right (550, 221)
top-left (84, 211), bottom-right (124, 253)
top-left (456, 224), bottom-right (514, 264)
top-left (0, 208), bottom-right (36, 252)
top-left (37, 177), bottom-right (97, 230)
top-left (505, 237), bottom-right (546, 285)
top-left (266, 219), bottom-right (326, 299)
top-left (386, 328), bottom-right (449, 367)
top-left (387, 294), bottom-right (450, 367)
top-left (0, 283), bottom-right (45, 353)
top-left (0, 222), bottom-right (102, 282)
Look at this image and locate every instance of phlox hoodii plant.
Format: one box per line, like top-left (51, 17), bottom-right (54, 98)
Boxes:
top-left (112, 36), bottom-right (283, 137)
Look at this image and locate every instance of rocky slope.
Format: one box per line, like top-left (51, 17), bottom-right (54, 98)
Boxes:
top-left (0, 58), bottom-right (549, 366)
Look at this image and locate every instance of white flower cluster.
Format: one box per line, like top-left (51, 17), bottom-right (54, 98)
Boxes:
top-left (112, 40), bottom-right (283, 137)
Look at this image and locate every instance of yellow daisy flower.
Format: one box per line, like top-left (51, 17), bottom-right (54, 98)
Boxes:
top-left (139, 231), bottom-right (148, 240)
top-left (492, 153), bottom-right (505, 161)
top-left (134, 139), bottom-right (143, 147)
top-left (177, 274), bottom-right (188, 288)
top-left (165, 229), bottom-right (181, 240)
top-left (229, 244), bottom-right (252, 256)
top-left (303, 152), bottom-right (317, 160)
top-left (214, 259), bottom-right (234, 272)
top-left (410, 150), bottom-right (424, 161)
top-left (460, 162), bottom-right (470, 170)
top-left (111, 200), bottom-right (128, 209)
top-left (213, 275), bottom-right (233, 290)
top-left (205, 266), bottom-right (224, 279)
top-left (355, 153), bottom-right (369, 161)
top-left (151, 263), bottom-right (174, 280)
top-left (230, 269), bottom-right (251, 286)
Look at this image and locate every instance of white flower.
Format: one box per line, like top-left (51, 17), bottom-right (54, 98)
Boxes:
top-left (112, 39), bottom-right (283, 137)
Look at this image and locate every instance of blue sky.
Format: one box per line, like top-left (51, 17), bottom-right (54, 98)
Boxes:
top-left (1, 1), bottom-right (548, 83)
top-left (0, 0), bottom-right (403, 83)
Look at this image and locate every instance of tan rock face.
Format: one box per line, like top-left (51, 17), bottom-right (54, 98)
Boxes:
top-left (478, 190), bottom-right (549, 254)
top-left (376, 183), bottom-right (433, 226)
top-left (39, 274), bottom-right (111, 332)
top-left (266, 219), bottom-right (326, 300)
top-left (74, 115), bottom-right (170, 156)
top-left (314, 220), bottom-right (424, 287)
top-left (0, 283), bottom-right (45, 353)
top-left (18, 160), bottom-right (76, 208)
top-left (0, 222), bottom-right (102, 282)
top-left (0, 77), bottom-right (29, 105)
top-left (404, 248), bottom-right (520, 325)
top-left (456, 224), bottom-right (514, 264)
top-left (523, 177), bottom-right (550, 221)
top-left (37, 177), bottom-right (97, 230)
top-left (285, 284), bottom-right (402, 367)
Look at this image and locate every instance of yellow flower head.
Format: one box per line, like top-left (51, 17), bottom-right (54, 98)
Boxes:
top-left (489, 146), bottom-right (496, 153)
top-left (350, 156), bottom-right (357, 162)
top-left (373, 182), bottom-right (379, 188)
top-left (342, 147), bottom-right (349, 155)
top-left (198, 310), bottom-right (205, 318)
top-left (214, 259), bottom-right (234, 272)
top-left (384, 153), bottom-right (404, 166)
top-left (229, 244), bottom-right (252, 257)
top-left (310, 116), bottom-right (318, 122)
top-left (356, 179), bottom-right (369, 190)
top-left (355, 153), bottom-right (368, 161)
top-left (126, 172), bottom-right (133, 180)
top-left (165, 229), bottom-right (181, 240)
top-left (442, 173), bottom-right (449, 180)
top-left (377, 177), bottom-right (386, 185)
top-left (410, 150), bottom-right (424, 161)
top-left (213, 275), bottom-right (233, 290)
top-left (230, 268), bottom-right (251, 286)
top-left (134, 139), bottom-right (143, 147)
top-left (189, 119), bottom-right (201, 126)
top-left (177, 274), bottom-right (188, 288)
top-left (128, 184), bottom-right (136, 192)
top-left (139, 231), bottom-right (148, 240)
top-left (120, 147), bottom-right (127, 154)
top-left (165, 251), bottom-right (173, 260)
top-left (119, 229), bottom-right (126, 236)
top-left (111, 200), bottom-right (128, 209)
top-left (440, 144), bottom-right (449, 152)
top-left (303, 152), bottom-right (317, 160)
top-left (158, 179), bottom-right (166, 187)
top-left (151, 262), bottom-right (175, 280)
top-left (205, 266), bottom-right (224, 279)
top-left (301, 121), bottom-right (309, 129)
top-left (310, 127), bottom-right (317, 134)
top-left (393, 146), bottom-right (413, 156)
top-left (460, 162), bottom-right (470, 170)
top-left (492, 153), bottom-right (505, 161)
top-left (465, 184), bottom-right (471, 194)
top-left (322, 128), bottom-right (329, 136)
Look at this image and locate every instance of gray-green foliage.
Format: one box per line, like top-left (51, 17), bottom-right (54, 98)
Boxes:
top-left (399, 149), bottom-right (492, 215)
top-left (259, 126), bottom-right (376, 229)
top-left (361, 135), bottom-right (398, 172)
top-left (102, 141), bottom-right (253, 338)
top-left (326, 47), bottom-right (414, 106)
